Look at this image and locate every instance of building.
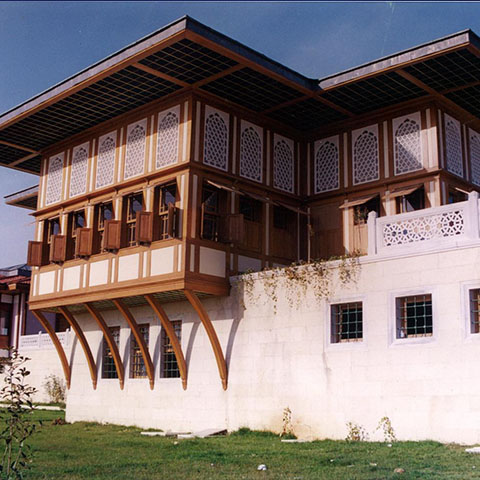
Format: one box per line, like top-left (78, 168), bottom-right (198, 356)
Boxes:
top-left (2, 17), bottom-right (480, 442)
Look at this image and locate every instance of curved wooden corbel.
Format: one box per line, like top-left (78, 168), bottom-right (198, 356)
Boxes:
top-left (145, 294), bottom-right (187, 390)
top-left (184, 289), bottom-right (227, 390)
top-left (112, 299), bottom-right (155, 390)
top-left (31, 310), bottom-right (71, 389)
top-left (85, 302), bottom-right (125, 390)
top-left (58, 306), bottom-right (97, 390)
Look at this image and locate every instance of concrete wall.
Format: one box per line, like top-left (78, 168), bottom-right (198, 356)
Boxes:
top-left (17, 244), bottom-right (480, 443)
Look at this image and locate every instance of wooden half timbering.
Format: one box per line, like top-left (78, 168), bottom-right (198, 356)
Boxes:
top-left (27, 240), bottom-right (44, 267)
top-left (75, 227), bottom-right (93, 257)
top-left (104, 219), bottom-right (122, 250)
top-left (50, 234), bottom-right (66, 263)
top-left (136, 211), bottom-right (153, 244)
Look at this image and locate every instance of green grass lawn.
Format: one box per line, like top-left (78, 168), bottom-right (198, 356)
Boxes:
top-left (14, 410), bottom-right (480, 479)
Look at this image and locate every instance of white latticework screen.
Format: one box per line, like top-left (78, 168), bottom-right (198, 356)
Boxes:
top-left (314, 137), bottom-right (339, 193)
top-left (156, 110), bottom-right (179, 169)
top-left (469, 129), bottom-right (480, 186)
top-left (45, 154), bottom-right (64, 205)
top-left (240, 125), bottom-right (262, 182)
top-left (394, 118), bottom-right (422, 175)
top-left (204, 110), bottom-right (228, 171)
top-left (444, 114), bottom-right (463, 177)
top-left (273, 137), bottom-right (294, 193)
top-left (69, 144), bottom-right (89, 197)
top-left (124, 121), bottom-right (147, 179)
top-left (96, 133), bottom-right (116, 189)
top-left (353, 127), bottom-right (379, 185)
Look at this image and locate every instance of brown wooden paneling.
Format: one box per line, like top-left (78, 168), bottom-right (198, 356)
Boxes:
top-left (50, 235), bottom-right (66, 263)
top-left (27, 241), bottom-right (44, 267)
top-left (104, 220), bottom-right (122, 250)
top-left (76, 228), bottom-right (93, 257)
top-left (136, 211), bottom-right (153, 244)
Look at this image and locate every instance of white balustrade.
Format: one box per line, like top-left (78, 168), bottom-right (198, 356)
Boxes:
top-left (19, 329), bottom-right (71, 351)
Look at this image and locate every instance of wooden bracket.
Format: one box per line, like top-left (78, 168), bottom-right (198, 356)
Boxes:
top-left (145, 294), bottom-right (188, 390)
top-left (58, 306), bottom-right (97, 390)
top-left (184, 289), bottom-right (227, 390)
top-left (113, 299), bottom-right (155, 390)
top-left (31, 310), bottom-right (71, 389)
top-left (85, 303), bottom-right (125, 389)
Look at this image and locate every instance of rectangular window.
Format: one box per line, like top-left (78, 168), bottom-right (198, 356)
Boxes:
top-left (354, 196), bottom-right (380, 225)
top-left (201, 184), bottom-right (224, 241)
top-left (396, 294), bottom-right (433, 338)
top-left (44, 217), bottom-right (61, 245)
top-left (331, 302), bottom-right (363, 343)
top-left (69, 210), bottom-right (85, 258)
top-left (239, 197), bottom-right (262, 223)
top-left (102, 326), bottom-right (120, 379)
top-left (470, 289), bottom-right (480, 334)
top-left (161, 321), bottom-right (182, 378)
top-left (130, 324), bottom-right (149, 378)
top-left (273, 205), bottom-right (295, 231)
top-left (448, 187), bottom-right (468, 204)
top-left (96, 201), bottom-right (114, 252)
top-left (396, 187), bottom-right (425, 213)
top-left (155, 183), bottom-right (177, 240)
top-left (125, 192), bottom-right (143, 247)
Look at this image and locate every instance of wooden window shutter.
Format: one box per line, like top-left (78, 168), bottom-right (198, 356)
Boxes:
top-left (167, 203), bottom-right (176, 238)
top-left (225, 214), bottom-right (244, 244)
top-left (136, 211), bottom-right (153, 243)
top-left (76, 228), bottom-right (93, 257)
top-left (49, 235), bottom-right (66, 263)
top-left (27, 241), bottom-right (44, 267)
top-left (104, 220), bottom-right (122, 250)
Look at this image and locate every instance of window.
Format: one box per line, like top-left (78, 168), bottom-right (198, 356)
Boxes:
top-left (470, 289), bottom-right (480, 334)
top-left (273, 205), bottom-right (295, 231)
top-left (69, 210), bottom-right (85, 258)
top-left (396, 187), bottom-right (425, 213)
top-left (331, 302), bottom-right (363, 343)
top-left (44, 217), bottom-right (61, 245)
top-left (0, 304), bottom-right (12, 337)
top-left (95, 201), bottom-right (114, 252)
top-left (239, 197), bottom-right (262, 223)
top-left (448, 187), bottom-right (468, 204)
top-left (353, 196), bottom-right (380, 225)
top-left (154, 183), bottom-right (177, 240)
top-left (125, 192), bottom-right (143, 247)
top-left (396, 294), bottom-right (432, 338)
top-left (201, 184), bottom-right (225, 241)
top-left (161, 321), bottom-right (182, 378)
top-left (102, 326), bottom-right (120, 379)
top-left (130, 324), bottom-right (149, 378)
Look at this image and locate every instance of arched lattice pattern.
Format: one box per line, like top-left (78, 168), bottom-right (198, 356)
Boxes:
top-left (156, 112), bottom-right (179, 169)
top-left (470, 132), bottom-right (480, 186)
top-left (353, 131), bottom-right (379, 184)
top-left (124, 124), bottom-right (146, 179)
top-left (394, 119), bottom-right (422, 175)
top-left (240, 127), bottom-right (262, 182)
top-left (273, 140), bottom-right (294, 193)
top-left (315, 141), bottom-right (339, 193)
top-left (204, 113), bottom-right (228, 171)
top-left (69, 147), bottom-right (88, 197)
top-left (445, 118), bottom-right (463, 177)
top-left (45, 156), bottom-right (63, 205)
top-left (96, 136), bottom-right (116, 189)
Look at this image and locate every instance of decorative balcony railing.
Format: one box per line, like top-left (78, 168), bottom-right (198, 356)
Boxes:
top-left (19, 330), bottom-right (71, 351)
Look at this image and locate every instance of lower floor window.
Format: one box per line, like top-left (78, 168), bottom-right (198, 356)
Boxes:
top-left (130, 324), bottom-right (149, 378)
top-left (331, 302), bottom-right (363, 343)
top-left (161, 321), bottom-right (182, 378)
top-left (470, 289), bottom-right (480, 334)
top-left (102, 326), bottom-right (120, 379)
top-left (396, 294), bottom-right (432, 338)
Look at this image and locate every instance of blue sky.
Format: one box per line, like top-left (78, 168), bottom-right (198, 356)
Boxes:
top-left (1, 1), bottom-right (480, 266)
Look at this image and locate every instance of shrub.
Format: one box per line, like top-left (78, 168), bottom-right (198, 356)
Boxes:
top-left (43, 375), bottom-right (66, 405)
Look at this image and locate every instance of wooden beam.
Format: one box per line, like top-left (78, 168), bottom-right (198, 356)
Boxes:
top-left (58, 306), bottom-right (97, 390)
top-left (132, 63), bottom-right (190, 88)
top-left (31, 310), bottom-right (71, 389)
top-left (440, 79), bottom-right (480, 95)
top-left (145, 294), bottom-right (187, 390)
top-left (184, 289), bottom-right (227, 390)
top-left (112, 299), bottom-right (155, 390)
top-left (192, 64), bottom-right (244, 88)
top-left (0, 140), bottom-right (38, 154)
top-left (85, 302), bottom-right (124, 389)
top-left (8, 152), bottom-right (40, 168)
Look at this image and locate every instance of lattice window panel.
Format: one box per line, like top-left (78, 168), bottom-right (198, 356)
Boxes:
top-left (240, 125), bottom-right (262, 183)
top-left (394, 118), bottom-right (422, 175)
top-left (96, 133), bottom-right (116, 189)
top-left (45, 154), bottom-right (64, 205)
top-left (314, 137), bottom-right (339, 193)
top-left (204, 110), bottom-right (228, 171)
top-left (124, 121), bottom-right (147, 179)
top-left (156, 109), bottom-right (179, 169)
top-left (470, 129), bottom-right (480, 187)
top-left (273, 137), bottom-right (294, 193)
top-left (353, 127), bottom-right (379, 185)
top-left (69, 144), bottom-right (89, 197)
top-left (445, 114), bottom-right (463, 177)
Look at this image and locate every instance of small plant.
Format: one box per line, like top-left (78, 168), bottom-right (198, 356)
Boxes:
top-left (43, 374), bottom-right (66, 405)
top-left (0, 348), bottom-right (39, 479)
top-left (345, 421), bottom-right (369, 442)
top-left (280, 407), bottom-right (295, 439)
top-left (375, 416), bottom-right (397, 443)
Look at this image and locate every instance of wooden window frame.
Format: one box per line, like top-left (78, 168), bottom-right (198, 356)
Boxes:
top-left (123, 192), bottom-right (144, 248)
top-left (95, 201), bottom-right (114, 253)
top-left (153, 182), bottom-right (178, 241)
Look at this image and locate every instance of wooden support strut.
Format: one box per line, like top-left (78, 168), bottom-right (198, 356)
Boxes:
top-left (184, 290), bottom-right (228, 390)
top-left (144, 294), bottom-right (188, 390)
top-left (58, 306), bottom-right (97, 390)
top-left (31, 310), bottom-right (71, 389)
top-left (85, 303), bottom-right (125, 390)
top-left (112, 299), bottom-right (155, 390)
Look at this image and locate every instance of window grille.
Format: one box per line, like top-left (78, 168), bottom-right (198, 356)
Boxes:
top-left (124, 123), bottom-right (146, 179)
top-left (273, 139), bottom-right (294, 193)
top-left (45, 155), bottom-right (64, 205)
top-left (156, 111), bottom-right (179, 169)
top-left (470, 289), bottom-right (480, 334)
top-left (70, 145), bottom-right (88, 197)
top-left (445, 115), bottom-right (463, 178)
top-left (353, 129), bottom-right (379, 185)
top-left (125, 193), bottom-right (143, 247)
top-left (96, 135), bottom-right (116, 189)
top-left (161, 321), bottom-right (182, 378)
top-left (331, 302), bottom-right (363, 343)
top-left (240, 126), bottom-right (262, 182)
top-left (394, 118), bottom-right (422, 175)
top-left (130, 324), bottom-right (149, 378)
top-left (396, 294), bottom-right (432, 338)
top-left (469, 130), bottom-right (480, 187)
top-left (102, 326), bottom-right (120, 379)
top-left (204, 112), bottom-right (228, 171)
top-left (315, 140), bottom-right (339, 193)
